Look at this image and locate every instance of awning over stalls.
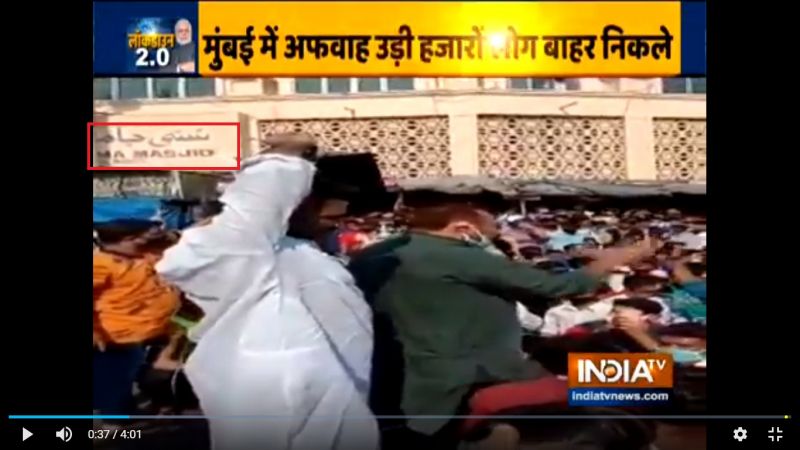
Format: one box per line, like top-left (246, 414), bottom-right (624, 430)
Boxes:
top-left (93, 197), bottom-right (196, 230)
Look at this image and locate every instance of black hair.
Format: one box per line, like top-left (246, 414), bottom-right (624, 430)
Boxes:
top-left (568, 283), bottom-right (613, 305)
top-left (671, 223), bottom-right (689, 233)
top-left (648, 226), bottom-right (667, 238)
top-left (614, 297), bottom-right (664, 316)
top-left (491, 238), bottom-right (516, 259)
top-left (626, 228), bottom-right (645, 240)
top-left (562, 216), bottom-right (584, 233)
top-left (197, 200), bottom-right (223, 219)
top-left (686, 262), bottom-right (706, 277)
top-left (94, 219), bottom-right (158, 245)
top-left (535, 260), bottom-right (570, 273)
top-left (623, 275), bottom-right (667, 291)
top-left (519, 246), bottom-right (543, 260)
top-left (658, 323), bottom-right (707, 339)
top-left (658, 242), bottom-right (676, 254)
top-left (568, 256), bottom-right (593, 269)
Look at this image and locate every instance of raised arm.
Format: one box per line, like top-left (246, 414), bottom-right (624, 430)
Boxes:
top-left (156, 135), bottom-right (318, 333)
top-left (448, 238), bottom-right (657, 308)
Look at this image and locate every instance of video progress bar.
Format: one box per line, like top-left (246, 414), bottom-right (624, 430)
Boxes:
top-left (7, 415), bottom-right (792, 420)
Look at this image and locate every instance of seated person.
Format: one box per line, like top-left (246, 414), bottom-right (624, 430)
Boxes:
top-left (640, 255), bottom-right (707, 324)
top-left (546, 216), bottom-right (594, 251)
top-left (613, 299), bottom-right (706, 365)
top-left (611, 297), bottom-right (664, 333)
top-left (670, 255), bottom-right (707, 301)
top-left (658, 323), bottom-right (707, 352)
top-left (525, 298), bottom-right (665, 375)
top-left (552, 297), bottom-right (663, 339)
top-left (539, 285), bottom-right (617, 337)
top-left (619, 272), bottom-right (675, 325)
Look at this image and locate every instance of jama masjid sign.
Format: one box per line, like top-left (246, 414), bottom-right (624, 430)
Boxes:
top-left (93, 124), bottom-right (238, 168)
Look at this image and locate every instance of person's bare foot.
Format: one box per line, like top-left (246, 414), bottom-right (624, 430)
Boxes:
top-left (475, 423), bottom-right (520, 450)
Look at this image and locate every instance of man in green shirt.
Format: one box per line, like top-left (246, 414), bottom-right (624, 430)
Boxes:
top-left (349, 203), bottom-right (657, 448)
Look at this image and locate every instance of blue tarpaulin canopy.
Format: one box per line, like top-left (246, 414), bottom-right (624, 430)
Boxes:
top-left (93, 197), bottom-right (194, 230)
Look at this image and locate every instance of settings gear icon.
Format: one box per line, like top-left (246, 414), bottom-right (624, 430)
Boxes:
top-left (733, 427), bottom-right (748, 442)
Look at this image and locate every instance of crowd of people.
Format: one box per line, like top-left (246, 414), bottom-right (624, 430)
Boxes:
top-left (318, 203), bottom-right (707, 366)
top-left (92, 134), bottom-right (707, 450)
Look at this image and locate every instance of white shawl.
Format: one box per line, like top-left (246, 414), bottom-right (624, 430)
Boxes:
top-left (156, 154), bottom-right (378, 450)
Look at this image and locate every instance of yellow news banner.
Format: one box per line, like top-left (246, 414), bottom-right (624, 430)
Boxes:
top-left (198, 1), bottom-right (681, 77)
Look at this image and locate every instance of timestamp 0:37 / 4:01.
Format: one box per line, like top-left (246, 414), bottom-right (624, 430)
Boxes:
top-left (89, 429), bottom-right (142, 440)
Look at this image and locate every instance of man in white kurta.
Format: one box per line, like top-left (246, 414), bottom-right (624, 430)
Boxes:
top-left (156, 142), bottom-right (378, 450)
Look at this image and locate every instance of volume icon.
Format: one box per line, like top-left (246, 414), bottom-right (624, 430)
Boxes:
top-left (56, 427), bottom-right (72, 442)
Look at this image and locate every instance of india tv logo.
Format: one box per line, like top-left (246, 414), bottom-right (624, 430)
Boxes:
top-left (567, 353), bottom-right (674, 406)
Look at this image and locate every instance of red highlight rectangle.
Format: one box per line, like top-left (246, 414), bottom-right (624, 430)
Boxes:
top-left (87, 122), bottom-right (241, 171)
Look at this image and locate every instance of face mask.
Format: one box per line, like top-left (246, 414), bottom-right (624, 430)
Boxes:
top-left (319, 229), bottom-right (342, 256)
top-left (669, 348), bottom-right (705, 365)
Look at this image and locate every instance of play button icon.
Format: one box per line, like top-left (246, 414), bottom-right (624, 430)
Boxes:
top-left (22, 428), bottom-right (33, 441)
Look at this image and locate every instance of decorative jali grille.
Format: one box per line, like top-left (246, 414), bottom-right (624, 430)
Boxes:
top-left (653, 119), bottom-right (707, 182)
top-left (477, 116), bottom-right (627, 180)
top-left (258, 117), bottom-right (451, 179)
top-left (93, 173), bottom-right (177, 197)
top-left (93, 172), bottom-right (221, 198)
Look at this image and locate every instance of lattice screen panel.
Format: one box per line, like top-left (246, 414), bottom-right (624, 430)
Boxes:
top-left (93, 173), bottom-right (178, 197)
top-left (258, 117), bottom-right (451, 180)
top-left (477, 115), bottom-right (627, 180)
top-left (653, 119), bottom-right (707, 182)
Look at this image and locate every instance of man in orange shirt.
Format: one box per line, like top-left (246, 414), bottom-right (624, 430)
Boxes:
top-left (93, 220), bottom-right (180, 415)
